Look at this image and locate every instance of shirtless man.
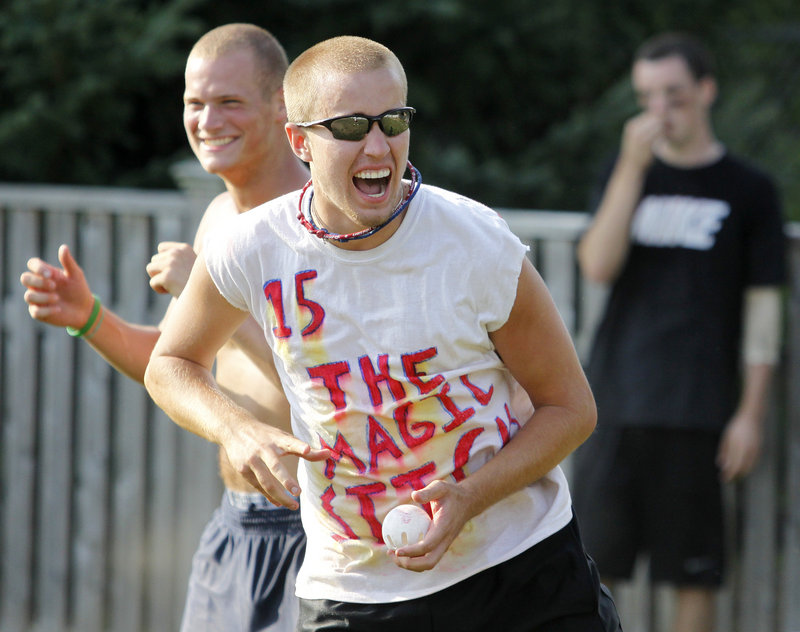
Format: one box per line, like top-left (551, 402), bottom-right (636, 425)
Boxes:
top-left (20, 23), bottom-right (311, 632)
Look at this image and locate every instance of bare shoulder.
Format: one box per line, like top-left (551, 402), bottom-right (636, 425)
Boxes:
top-left (193, 192), bottom-right (238, 251)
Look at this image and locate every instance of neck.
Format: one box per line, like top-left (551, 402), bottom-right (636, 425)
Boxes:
top-left (223, 150), bottom-right (310, 214)
top-left (654, 128), bottom-right (724, 168)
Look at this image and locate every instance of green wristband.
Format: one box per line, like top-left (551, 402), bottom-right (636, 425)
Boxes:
top-left (66, 295), bottom-right (102, 338)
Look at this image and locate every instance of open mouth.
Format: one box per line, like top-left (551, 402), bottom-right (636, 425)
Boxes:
top-left (353, 168), bottom-right (390, 198)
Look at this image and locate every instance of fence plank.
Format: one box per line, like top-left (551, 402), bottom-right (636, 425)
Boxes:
top-left (34, 211), bottom-right (79, 632)
top-left (107, 213), bottom-right (152, 632)
top-left (740, 403), bottom-right (780, 631)
top-left (781, 233), bottom-right (800, 632)
top-left (1, 209), bottom-right (40, 631)
top-left (71, 212), bottom-right (114, 632)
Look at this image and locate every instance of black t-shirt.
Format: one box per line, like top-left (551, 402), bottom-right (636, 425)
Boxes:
top-left (587, 153), bottom-right (787, 431)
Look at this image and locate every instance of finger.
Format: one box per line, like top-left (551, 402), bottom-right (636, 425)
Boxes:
top-left (300, 447), bottom-right (335, 462)
top-left (411, 480), bottom-right (447, 506)
top-left (24, 288), bottom-right (58, 307)
top-left (157, 241), bottom-right (183, 252)
top-left (24, 257), bottom-right (53, 278)
top-left (145, 260), bottom-right (163, 278)
top-left (148, 277), bottom-right (170, 294)
top-left (20, 270), bottom-right (53, 291)
top-left (240, 469), bottom-right (295, 509)
top-left (391, 542), bottom-right (447, 572)
top-left (246, 457), bottom-right (301, 508)
top-left (28, 304), bottom-right (59, 320)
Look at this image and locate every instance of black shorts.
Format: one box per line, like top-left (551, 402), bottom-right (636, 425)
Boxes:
top-left (297, 515), bottom-right (621, 632)
top-left (571, 425), bottom-right (724, 587)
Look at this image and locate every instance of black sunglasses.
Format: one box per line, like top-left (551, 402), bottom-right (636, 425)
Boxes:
top-left (295, 107), bottom-right (415, 141)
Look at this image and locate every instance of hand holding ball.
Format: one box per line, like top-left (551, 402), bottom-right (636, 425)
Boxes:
top-left (382, 504), bottom-right (431, 550)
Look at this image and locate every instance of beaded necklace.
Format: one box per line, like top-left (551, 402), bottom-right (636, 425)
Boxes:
top-left (297, 162), bottom-right (421, 243)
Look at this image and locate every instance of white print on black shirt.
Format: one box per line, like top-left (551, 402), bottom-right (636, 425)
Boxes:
top-left (631, 195), bottom-right (730, 250)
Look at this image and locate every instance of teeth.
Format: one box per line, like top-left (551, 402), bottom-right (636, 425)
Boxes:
top-left (355, 168), bottom-right (390, 179)
top-left (202, 137), bottom-right (234, 147)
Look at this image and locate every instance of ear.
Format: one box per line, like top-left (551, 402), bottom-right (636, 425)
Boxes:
top-left (285, 123), bottom-right (312, 162)
top-left (699, 76), bottom-right (717, 108)
top-left (273, 88), bottom-right (288, 124)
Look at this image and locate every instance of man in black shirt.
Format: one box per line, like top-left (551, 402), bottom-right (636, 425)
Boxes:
top-left (573, 32), bottom-right (786, 632)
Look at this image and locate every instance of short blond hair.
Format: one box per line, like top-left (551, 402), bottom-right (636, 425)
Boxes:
top-left (284, 36), bottom-right (407, 122)
top-left (188, 23), bottom-right (288, 97)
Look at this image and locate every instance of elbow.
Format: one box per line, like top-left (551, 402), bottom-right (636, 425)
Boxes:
top-left (578, 253), bottom-right (617, 285)
top-left (577, 248), bottom-right (612, 285)
top-left (570, 383), bottom-right (597, 447)
top-left (143, 355), bottom-right (164, 405)
top-left (578, 393), bottom-right (598, 443)
top-left (577, 238), bottom-right (622, 285)
top-left (582, 265), bottom-right (614, 285)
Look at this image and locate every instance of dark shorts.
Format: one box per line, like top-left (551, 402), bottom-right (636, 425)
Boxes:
top-left (571, 425), bottom-right (724, 586)
top-left (181, 491), bottom-right (306, 632)
top-left (298, 514), bottom-right (621, 632)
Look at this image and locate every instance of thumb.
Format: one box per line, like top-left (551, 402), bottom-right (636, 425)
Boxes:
top-left (57, 244), bottom-right (82, 278)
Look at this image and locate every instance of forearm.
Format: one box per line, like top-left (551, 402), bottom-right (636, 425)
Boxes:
top-left (578, 159), bottom-right (646, 283)
top-left (145, 352), bottom-right (326, 506)
top-left (84, 307), bottom-right (161, 383)
top-left (460, 401), bottom-right (595, 519)
top-left (734, 363), bottom-right (775, 424)
top-left (144, 354), bottom-right (251, 445)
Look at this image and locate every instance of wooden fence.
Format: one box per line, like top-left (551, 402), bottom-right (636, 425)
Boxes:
top-left (0, 182), bottom-right (798, 631)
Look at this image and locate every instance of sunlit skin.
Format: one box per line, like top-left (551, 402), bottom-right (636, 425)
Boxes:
top-left (286, 67), bottom-right (410, 251)
top-left (184, 51), bottom-right (287, 191)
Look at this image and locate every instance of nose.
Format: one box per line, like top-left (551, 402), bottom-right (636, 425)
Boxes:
top-left (362, 121), bottom-right (391, 156)
top-left (198, 105), bottom-right (223, 131)
top-left (647, 93), bottom-right (669, 116)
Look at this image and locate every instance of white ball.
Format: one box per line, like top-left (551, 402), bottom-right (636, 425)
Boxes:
top-left (381, 504), bottom-right (431, 550)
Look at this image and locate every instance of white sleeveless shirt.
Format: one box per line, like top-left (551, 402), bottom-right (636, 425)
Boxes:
top-left (204, 183), bottom-right (572, 603)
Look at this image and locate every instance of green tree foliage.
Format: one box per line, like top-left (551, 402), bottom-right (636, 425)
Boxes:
top-left (1, 0), bottom-right (799, 220)
top-left (0, 0), bottom-right (206, 186)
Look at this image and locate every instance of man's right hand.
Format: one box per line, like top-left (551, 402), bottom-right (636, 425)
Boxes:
top-left (20, 244), bottom-right (95, 329)
top-left (619, 111), bottom-right (664, 171)
top-left (221, 419), bottom-right (332, 509)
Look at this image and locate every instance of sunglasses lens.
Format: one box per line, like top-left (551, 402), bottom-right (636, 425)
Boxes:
top-left (379, 111), bottom-right (412, 136)
top-left (329, 117), bottom-right (369, 141)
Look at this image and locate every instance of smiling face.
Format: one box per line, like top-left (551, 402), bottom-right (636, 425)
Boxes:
top-left (632, 54), bottom-right (716, 151)
top-left (183, 49), bottom-right (285, 184)
top-left (287, 66), bottom-right (411, 247)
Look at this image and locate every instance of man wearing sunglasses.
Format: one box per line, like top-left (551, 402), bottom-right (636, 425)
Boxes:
top-left (21, 24), bottom-right (310, 631)
top-left (145, 35), bottom-right (621, 632)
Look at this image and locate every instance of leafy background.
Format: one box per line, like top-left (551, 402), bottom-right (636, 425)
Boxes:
top-left (1, 0), bottom-right (799, 219)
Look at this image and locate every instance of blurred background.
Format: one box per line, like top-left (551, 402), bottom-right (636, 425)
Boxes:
top-left (1, 0), bottom-right (799, 218)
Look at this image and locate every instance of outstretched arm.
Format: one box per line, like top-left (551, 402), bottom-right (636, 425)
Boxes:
top-left (394, 257), bottom-right (596, 571)
top-left (20, 244), bottom-right (159, 383)
top-left (144, 255), bottom-right (329, 508)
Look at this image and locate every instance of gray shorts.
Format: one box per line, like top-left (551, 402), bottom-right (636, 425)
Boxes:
top-left (181, 490), bottom-right (306, 632)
